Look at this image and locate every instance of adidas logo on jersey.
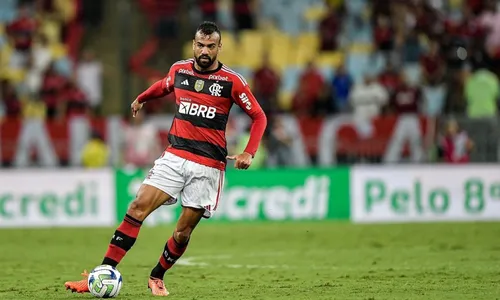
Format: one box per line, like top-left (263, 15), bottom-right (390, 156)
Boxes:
top-left (179, 101), bottom-right (216, 119)
top-left (181, 79), bottom-right (189, 86)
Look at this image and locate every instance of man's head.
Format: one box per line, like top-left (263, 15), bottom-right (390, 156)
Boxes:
top-left (193, 21), bottom-right (221, 69)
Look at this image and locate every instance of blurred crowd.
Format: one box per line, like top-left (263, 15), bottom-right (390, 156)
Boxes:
top-left (0, 0), bottom-right (103, 120)
top-left (2, 0), bottom-right (499, 168)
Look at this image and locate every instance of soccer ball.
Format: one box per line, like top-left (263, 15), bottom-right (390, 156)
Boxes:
top-left (88, 265), bottom-right (123, 298)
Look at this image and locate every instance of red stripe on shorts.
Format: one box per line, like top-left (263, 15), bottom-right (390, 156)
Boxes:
top-left (214, 171), bottom-right (223, 210)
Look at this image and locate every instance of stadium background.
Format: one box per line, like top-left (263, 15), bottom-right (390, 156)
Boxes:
top-left (0, 0), bottom-right (500, 299)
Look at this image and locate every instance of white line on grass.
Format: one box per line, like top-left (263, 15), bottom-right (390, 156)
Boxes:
top-left (177, 253), bottom-right (337, 270)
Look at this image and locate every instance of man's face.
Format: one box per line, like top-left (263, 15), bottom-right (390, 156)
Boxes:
top-left (193, 31), bottom-right (221, 69)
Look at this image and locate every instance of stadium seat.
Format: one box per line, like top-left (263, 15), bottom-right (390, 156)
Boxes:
top-left (293, 33), bottom-right (320, 66)
top-left (281, 66), bottom-right (302, 94)
top-left (318, 65), bottom-right (335, 82)
top-left (346, 52), bottom-right (372, 82)
top-left (3, 68), bottom-right (26, 84)
top-left (268, 32), bottom-right (292, 72)
top-left (219, 31), bottom-right (237, 66)
top-left (314, 51), bottom-right (344, 70)
top-left (40, 20), bottom-right (62, 44)
top-left (54, 56), bottom-right (72, 77)
top-left (0, 25), bottom-right (6, 48)
top-left (237, 30), bottom-right (265, 69)
top-left (278, 90), bottom-right (293, 111)
top-left (0, 0), bottom-right (17, 23)
top-left (49, 43), bottom-right (68, 59)
top-left (182, 41), bottom-right (191, 60)
top-left (348, 43), bottom-right (373, 54)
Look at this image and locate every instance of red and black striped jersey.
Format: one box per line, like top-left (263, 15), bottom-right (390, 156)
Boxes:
top-left (137, 59), bottom-right (267, 171)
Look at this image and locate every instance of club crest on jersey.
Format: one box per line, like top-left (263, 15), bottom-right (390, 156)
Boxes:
top-left (209, 83), bottom-right (223, 97)
top-left (194, 80), bottom-right (205, 92)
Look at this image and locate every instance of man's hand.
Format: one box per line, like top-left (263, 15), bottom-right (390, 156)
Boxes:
top-left (226, 152), bottom-right (253, 170)
top-left (131, 99), bottom-right (143, 117)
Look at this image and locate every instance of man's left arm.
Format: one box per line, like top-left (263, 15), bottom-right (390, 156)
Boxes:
top-left (227, 80), bottom-right (267, 169)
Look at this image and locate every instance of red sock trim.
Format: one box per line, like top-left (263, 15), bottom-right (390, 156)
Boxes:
top-left (167, 237), bottom-right (186, 256)
top-left (159, 255), bottom-right (169, 269)
top-left (158, 237), bottom-right (188, 269)
top-left (118, 219), bottom-right (141, 238)
top-left (124, 215), bottom-right (142, 227)
top-left (105, 245), bottom-right (127, 263)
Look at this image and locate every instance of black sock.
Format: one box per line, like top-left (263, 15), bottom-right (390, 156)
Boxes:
top-left (150, 236), bottom-right (189, 280)
top-left (101, 214), bottom-right (143, 267)
top-left (150, 262), bottom-right (167, 280)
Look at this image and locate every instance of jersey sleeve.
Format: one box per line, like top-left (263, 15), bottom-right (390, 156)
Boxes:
top-left (137, 65), bottom-right (176, 103)
top-left (162, 65), bottom-right (177, 94)
top-left (231, 75), bottom-right (268, 157)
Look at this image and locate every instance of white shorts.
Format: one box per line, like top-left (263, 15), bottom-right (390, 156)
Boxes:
top-left (143, 151), bottom-right (225, 218)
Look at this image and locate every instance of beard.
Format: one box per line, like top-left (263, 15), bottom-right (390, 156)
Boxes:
top-left (195, 54), bottom-right (214, 68)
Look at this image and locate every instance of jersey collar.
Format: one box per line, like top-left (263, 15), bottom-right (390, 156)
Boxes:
top-left (192, 60), bottom-right (223, 75)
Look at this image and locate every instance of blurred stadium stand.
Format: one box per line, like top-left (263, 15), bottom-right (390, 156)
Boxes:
top-left (0, 0), bottom-right (499, 168)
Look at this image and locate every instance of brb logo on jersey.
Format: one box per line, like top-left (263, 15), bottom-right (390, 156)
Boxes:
top-left (179, 101), bottom-right (216, 119)
top-left (209, 83), bottom-right (223, 97)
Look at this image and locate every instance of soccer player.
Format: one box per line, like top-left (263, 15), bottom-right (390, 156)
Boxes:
top-left (64, 21), bottom-right (267, 296)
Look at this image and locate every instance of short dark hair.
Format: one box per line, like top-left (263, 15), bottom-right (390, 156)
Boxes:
top-left (195, 21), bottom-right (221, 41)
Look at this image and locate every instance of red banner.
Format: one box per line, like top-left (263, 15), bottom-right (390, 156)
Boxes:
top-left (0, 115), bottom-right (431, 165)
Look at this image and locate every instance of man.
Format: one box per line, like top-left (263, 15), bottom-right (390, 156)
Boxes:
top-left (64, 21), bottom-right (267, 296)
top-left (384, 75), bottom-right (424, 163)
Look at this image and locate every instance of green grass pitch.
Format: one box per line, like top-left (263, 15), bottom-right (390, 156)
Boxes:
top-left (1, 221), bottom-right (499, 299)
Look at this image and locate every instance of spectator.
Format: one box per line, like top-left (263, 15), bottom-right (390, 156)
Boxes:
top-left (123, 110), bottom-right (162, 169)
top-left (401, 29), bottom-right (422, 64)
top-left (330, 64), bottom-right (353, 113)
top-left (437, 118), bottom-right (474, 163)
top-left (384, 75), bottom-right (425, 163)
top-left (147, 0), bottom-right (180, 41)
top-left (6, 3), bottom-right (39, 68)
top-left (233, 0), bottom-right (255, 31)
top-left (464, 67), bottom-right (499, 118)
top-left (31, 34), bottom-right (51, 74)
top-left (390, 75), bottom-right (423, 115)
top-left (267, 116), bottom-right (293, 167)
top-left (252, 52), bottom-right (280, 115)
top-left (291, 62), bottom-right (325, 117)
top-left (61, 80), bottom-right (89, 118)
top-left (6, 4), bottom-right (38, 52)
top-left (420, 41), bottom-right (445, 86)
top-left (40, 62), bottom-right (67, 119)
top-left (350, 73), bottom-right (389, 121)
top-left (81, 130), bottom-right (109, 168)
top-left (76, 49), bottom-right (103, 115)
top-left (318, 2), bottom-right (342, 51)
top-left (373, 15), bottom-right (396, 65)
top-left (378, 61), bottom-right (402, 96)
top-left (1, 80), bottom-right (21, 118)
top-left (23, 35), bottom-right (52, 97)
top-left (198, 0), bottom-right (217, 23)
top-left (478, 1), bottom-right (500, 58)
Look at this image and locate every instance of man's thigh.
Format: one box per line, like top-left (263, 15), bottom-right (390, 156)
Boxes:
top-left (180, 162), bottom-right (224, 219)
top-left (142, 152), bottom-right (186, 201)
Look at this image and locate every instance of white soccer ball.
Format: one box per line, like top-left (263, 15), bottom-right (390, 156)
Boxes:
top-left (88, 265), bottom-right (123, 298)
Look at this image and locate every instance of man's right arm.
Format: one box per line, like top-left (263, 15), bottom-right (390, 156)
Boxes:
top-left (136, 67), bottom-right (176, 104)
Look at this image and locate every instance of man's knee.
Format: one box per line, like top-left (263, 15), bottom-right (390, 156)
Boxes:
top-left (127, 197), bottom-right (150, 221)
top-left (173, 227), bottom-right (192, 245)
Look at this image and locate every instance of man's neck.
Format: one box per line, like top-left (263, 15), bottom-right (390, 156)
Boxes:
top-left (193, 60), bottom-right (219, 73)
